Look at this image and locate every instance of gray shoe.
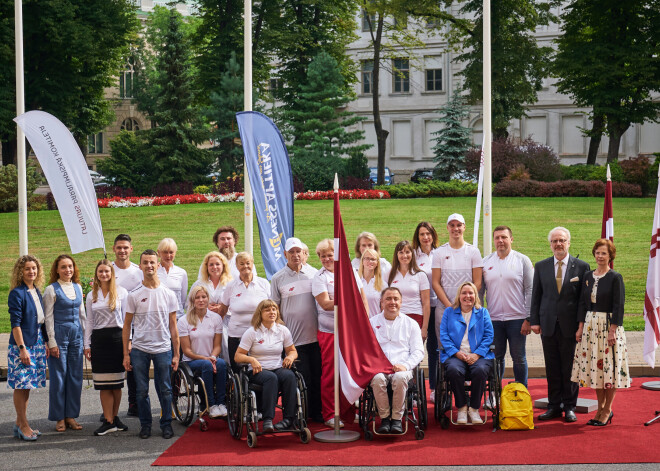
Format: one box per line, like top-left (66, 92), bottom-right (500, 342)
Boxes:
top-left (262, 419), bottom-right (275, 432)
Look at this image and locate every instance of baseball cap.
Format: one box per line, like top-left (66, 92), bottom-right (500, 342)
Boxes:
top-left (285, 237), bottom-right (304, 251)
top-left (447, 213), bottom-right (466, 225)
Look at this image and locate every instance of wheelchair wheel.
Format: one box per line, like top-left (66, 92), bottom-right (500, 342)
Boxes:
top-left (434, 360), bottom-right (443, 423)
top-left (226, 372), bottom-right (243, 439)
top-left (440, 415), bottom-right (450, 430)
top-left (300, 427), bottom-right (311, 444)
top-left (416, 368), bottom-right (428, 430)
top-left (247, 431), bottom-right (257, 448)
top-left (415, 429), bottom-right (425, 440)
top-left (172, 368), bottom-right (194, 426)
top-left (193, 375), bottom-right (209, 417)
top-left (294, 369), bottom-right (308, 423)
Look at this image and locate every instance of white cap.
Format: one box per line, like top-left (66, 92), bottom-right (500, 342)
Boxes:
top-left (285, 237), bottom-right (304, 251)
top-left (447, 213), bottom-right (465, 225)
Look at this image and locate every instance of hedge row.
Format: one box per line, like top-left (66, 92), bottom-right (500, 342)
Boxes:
top-left (493, 180), bottom-right (642, 197)
top-left (375, 180), bottom-right (478, 198)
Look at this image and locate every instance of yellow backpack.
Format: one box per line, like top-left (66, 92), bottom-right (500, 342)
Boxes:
top-left (499, 382), bottom-right (534, 430)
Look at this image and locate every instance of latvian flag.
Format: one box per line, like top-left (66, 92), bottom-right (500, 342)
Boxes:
top-left (643, 168), bottom-right (660, 368)
top-left (601, 164), bottom-right (614, 267)
top-left (334, 182), bottom-right (392, 404)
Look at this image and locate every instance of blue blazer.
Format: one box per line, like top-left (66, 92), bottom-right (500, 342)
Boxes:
top-left (8, 283), bottom-right (45, 347)
top-left (440, 305), bottom-right (494, 363)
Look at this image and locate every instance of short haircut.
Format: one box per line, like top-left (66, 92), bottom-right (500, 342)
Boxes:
top-left (213, 226), bottom-right (239, 246)
top-left (157, 237), bottom-right (177, 253)
top-left (235, 251), bottom-right (253, 265)
top-left (493, 225), bottom-right (512, 237)
top-left (548, 226), bottom-right (571, 243)
top-left (412, 221), bottom-right (438, 251)
top-left (452, 281), bottom-right (482, 310)
top-left (114, 234), bottom-right (132, 245)
top-left (315, 238), bottom-right (334, 256)
top-left (380, 286), bottom-right (402, 302)
top-left (592, 238), bottom-right (616, 261)
top-left (140, 249), bottom-right (158, 262)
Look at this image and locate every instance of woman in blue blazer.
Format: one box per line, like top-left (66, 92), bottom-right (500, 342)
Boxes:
top-left (8, 255), bottom-right (48, 441)
top-left (440, 281), bottom-right (494, 424)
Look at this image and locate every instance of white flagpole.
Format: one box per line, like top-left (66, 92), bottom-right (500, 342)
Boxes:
top-left (482, 0), bottom-right (492, 255)
top-left (243, 0), bottom-right (253, 255)
top-left (15, 0), bottom-right (28, 255)
top-left (473, 137), bottom-right (485, 246)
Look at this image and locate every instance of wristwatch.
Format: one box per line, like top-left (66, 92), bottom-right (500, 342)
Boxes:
top-left (18, 344), bottom-right (25, 350)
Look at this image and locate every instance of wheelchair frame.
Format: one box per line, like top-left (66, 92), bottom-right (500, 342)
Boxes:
top-left (358, 366), bottom-right (428, 441)
top-left (226, 364), bottom-right (311, 448)
top-left (171, 361), bottom-right (212, 431)
top-left (434, 346), bottom-right (501, 431)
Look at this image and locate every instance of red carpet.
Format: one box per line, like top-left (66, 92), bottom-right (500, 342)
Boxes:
top-left (154, 378), bottom-right (660, 466)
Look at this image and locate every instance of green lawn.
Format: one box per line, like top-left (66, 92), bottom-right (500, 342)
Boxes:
top-left (0, 197), bottom-right (655, 332)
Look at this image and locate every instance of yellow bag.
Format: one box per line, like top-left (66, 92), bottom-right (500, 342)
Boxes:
top-left (499, 382), bottom-right (534, 430)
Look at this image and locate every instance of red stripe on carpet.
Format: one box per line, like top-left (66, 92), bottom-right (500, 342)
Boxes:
top-left (153, 378), bottom-right (660, 466)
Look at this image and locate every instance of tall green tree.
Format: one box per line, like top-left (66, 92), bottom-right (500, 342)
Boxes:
top-left (0, 0), bottom-right (139, 165)
top-left (97, 130), bottom-right (152, 194)
top-left (553, 0), bottom-right (660, 163)
top-left (431, 92), bottom-right (472, 181)
top-left (453, 0), bottom-right (559, 139)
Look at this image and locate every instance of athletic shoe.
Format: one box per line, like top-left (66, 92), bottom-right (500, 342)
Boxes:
top-left (429, 390), bottom-right (435, 404)
top-left (456, 406), bottom-right (468, 424)
top-left (216, 404), bottom-right (227, 417)
top-left (114, 416), bottom-right (128, 431)
top-left (162, 425), bottom-right (174, 439)
top-left (468, 407), bottom-right (483, 424)
top-left (209, 405), bottom-right (221, 418)
top-left (94, 420), bottom-right (118, 436)
top-left (139, 426), bottom-right (151, 439)
top-left (324, 417), bottom-right (344, 428)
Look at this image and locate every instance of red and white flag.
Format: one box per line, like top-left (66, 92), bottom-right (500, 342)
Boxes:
top-left (601, 164), bottom-right (614, 267)
top-left (334, 184), bottom-right (392, 403)
top-left (643, 169), bottom-right (660, 368)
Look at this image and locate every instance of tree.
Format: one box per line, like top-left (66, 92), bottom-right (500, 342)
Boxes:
top-left (0, 0), bottom-right (139, 165)
top-left (143, 8), bottom-right (213, 185)
top-left (96, 130), bottom-right (152, 195)
top-left (206, 51), bottom-right (245, 177)
top-left (453, 0), bottom-right (559, 139)
top-left (431, 92), bottom-right (472, 181)
top-left (553, 0), bottom-right (660, 163)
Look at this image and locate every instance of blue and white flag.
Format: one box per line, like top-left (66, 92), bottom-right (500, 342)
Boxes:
top-left (14, 110), bottom-right (105, 254)
top-left (236, 111), bottom-right (294, 279)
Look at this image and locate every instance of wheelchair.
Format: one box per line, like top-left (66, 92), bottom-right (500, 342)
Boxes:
top-left (226, 364), bottom-right (311, 448)
top-left (434, 345), bottom-right (501, 430)
top-left (358, 366), bottom-right (428, 440)
top-left (171, 362), bottom-right (211, 431)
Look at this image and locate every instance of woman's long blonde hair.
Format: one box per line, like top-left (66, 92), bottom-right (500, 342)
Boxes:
top-left (91, 259), bottom-right (119, 311)
top-left (200, 251), bottom-right (232, 285)
top-left (452, 281), bottom-right (481, 310)
top-left (186, 284), bottom-right (210, 328)
top-left (359, 248), bottom-right (384, 292)
top-left (10, 254), bottom-right (44, 290)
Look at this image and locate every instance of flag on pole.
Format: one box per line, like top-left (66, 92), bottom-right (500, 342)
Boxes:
top-left (601, 164), bottom-right (614, 268)
top-left (236, 111), bottom-right (294, 279)
top-left (473, 136), bottom-right (485, 246)
top-left (334, 183), bottom-right (392, 403)
top-left (14, 110), bottom-right (105, 254)
top-left (643, 168), bottom-right (660, 368)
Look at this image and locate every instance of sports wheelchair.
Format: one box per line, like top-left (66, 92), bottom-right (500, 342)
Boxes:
top-left (171, 361), bottom-right (212, 431)
top-left (358, 366), bottom-right (428, 440)
top-left (226, 364), bottom-right (311, 448)
top-left (434, 345), bottom-right (501, 430)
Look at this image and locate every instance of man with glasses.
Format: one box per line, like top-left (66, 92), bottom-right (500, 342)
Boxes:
top-left (530, 227), bottom-right (589, 423)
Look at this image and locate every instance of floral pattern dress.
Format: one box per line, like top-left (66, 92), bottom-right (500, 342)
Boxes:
top-left (571, 270), bottom-right (630, 389)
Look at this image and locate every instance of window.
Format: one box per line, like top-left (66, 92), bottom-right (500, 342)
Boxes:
top-left (87, 133), bottom-right (103, 154)
top-left (361, 60), bottom-right (374, 95)
top-left (121, 118), bottom-right (140, 132)
top-left (426, 69), bottom-right (442, 92)
top-left (119, 57), bottom-right (136, 99)
top-left (392, 58), bottom-right (409, 93)
top-left (362, 9), bottom-right (376, 32)
top-left (269, 78), bottom-right (281, 96)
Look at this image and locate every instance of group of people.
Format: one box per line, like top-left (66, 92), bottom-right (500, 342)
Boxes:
top-left (7, 216), bottom-right (631, 442)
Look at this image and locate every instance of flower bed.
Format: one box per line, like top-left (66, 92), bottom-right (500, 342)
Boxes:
top-left (97, 189), bottom-right (390, 208)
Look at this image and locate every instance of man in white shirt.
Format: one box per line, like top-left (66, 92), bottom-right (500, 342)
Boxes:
top-left (122, 249), bottom-right (180, 440)
top-left (369, 287), bottom-right (424, 434)
top-left (111, 233), bottom-right (143, 416)
top-left (482, 226), bottom-right (534, 387)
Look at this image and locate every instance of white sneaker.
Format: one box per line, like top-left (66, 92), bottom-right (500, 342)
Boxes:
top-left (324, 417), bottom-right (345, 428)
top-left (209, 405), bottom-right (221, 418)
top-left (468, 407), bottom-right (483, 424)
top-left (456, 406), bottom-right (468, 424)
top-left (429, 390), bottom-right (435, 404)
top-left (216, 404), bottom-right (227, 417)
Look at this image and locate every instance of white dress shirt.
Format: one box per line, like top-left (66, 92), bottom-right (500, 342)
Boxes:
top-left (369, 312), bottom-right (424, 371)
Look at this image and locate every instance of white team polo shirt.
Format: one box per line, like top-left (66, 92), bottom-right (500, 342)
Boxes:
top-left (431, 242), bottom-right (483, 309)
top-left (270, 265), bottom-right (318, 346)
top-left (113, 261), bottom-right (143, 293)
top-left (238, 323), bottom-right (294, 371)
top-left (312, 267), bottom-right (363, 333)
top-left (178, 310), bottom-right (223, 361)
top-left (482, 250), bottom-right (534, 321)
top-left (361, 276), bottom-right (387, 318)
top-left (416, 248), bottom-right (438, 307)
top-left (220, 276), bottom-right (271, 338)
top-left (388, 270), bottom-right (429, 315)
top-left (127, 284), bottom-right (179, 354)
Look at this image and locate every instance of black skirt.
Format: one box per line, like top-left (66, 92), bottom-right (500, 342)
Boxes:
top-left (90, 327), bottom-right (125, 390)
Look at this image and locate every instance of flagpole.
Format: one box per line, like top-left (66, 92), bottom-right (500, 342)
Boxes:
top-left (243, 0), bottom-right (253, 255)
top-left (314, 174), bottom-right (360, 443)
top-left (482, 0), bottom-right (492, 255)
top-left (473, 136), bottom-right (485, 246)
top-left (15, 0), bottom-right (28, 255)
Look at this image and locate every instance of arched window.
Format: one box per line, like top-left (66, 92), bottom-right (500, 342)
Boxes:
top-left (119, 57), bottom-right (136, 99)
top-left (121, 118), bottom-right (140, 132)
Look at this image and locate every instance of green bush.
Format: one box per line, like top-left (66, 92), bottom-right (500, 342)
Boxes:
top-left (0, 163), bottom-right (41, 213)
top-left (560, 162), bottom-right (623, 182)
top-left (375, 179), bottom-right (478, 198)
top-left (291, 154), bottom-right (345, 191)
top-left (193, 185), bottom-right (210, 194)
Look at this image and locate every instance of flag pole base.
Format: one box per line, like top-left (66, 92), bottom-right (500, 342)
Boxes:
top-left (641, 381), bottom-right (660, 391)
top-left (314, 429), bottom-right (361, 443)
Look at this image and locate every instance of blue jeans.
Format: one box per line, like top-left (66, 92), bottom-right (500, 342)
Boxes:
top-left (492, 319), bottom-right (528, 387)
top-left (185, 359), bottom-right (227, 406)
top-left (131, 348), bottom-right (172, 429)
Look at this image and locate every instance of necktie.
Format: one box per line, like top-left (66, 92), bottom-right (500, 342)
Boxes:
top-left (556, 260), bottom-right (563, 293)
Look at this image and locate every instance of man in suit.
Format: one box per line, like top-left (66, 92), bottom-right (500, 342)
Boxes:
top-left (530, 227), bottom-right (589, 422)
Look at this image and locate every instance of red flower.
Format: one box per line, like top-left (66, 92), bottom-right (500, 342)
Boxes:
top-left (605, 382), bottom-right (613, 389)
top-left (582, 352), bottom-right (587, 357)
top-left (605, 347), bottom-right (609, 354)
top-left (597, 359), bottom-right (604, 370)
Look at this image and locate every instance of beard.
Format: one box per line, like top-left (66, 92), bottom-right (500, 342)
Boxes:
top-left (220, 246), bottom-right (236, 260)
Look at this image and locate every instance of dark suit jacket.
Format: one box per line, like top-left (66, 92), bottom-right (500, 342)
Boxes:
top-left (530, 255), bottom-right (590, 338)
top-left (8, 282), bottom-right (47, 346)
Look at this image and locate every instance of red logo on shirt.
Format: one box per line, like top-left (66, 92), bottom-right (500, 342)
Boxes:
top-left (392, 280), bottom-right (398, 284)
top-left (141, 298), bottom-right (147, 303)
top-left (488, 266), bottom-right (493, 270)
top-left (419, 263), bottom-right (425, 267)
top-left (236, 293), bottom-right (241, 297)
top-left (289, 287), bottom-right (295, 292)
top-left (445, 256), bottom-right (450, 259)
top-left (258, 339), bottom-right (264, 344)
top-left (376, 325), bottom-right (381, 329)
top-left (191, 328), bottom-right (197, 332)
